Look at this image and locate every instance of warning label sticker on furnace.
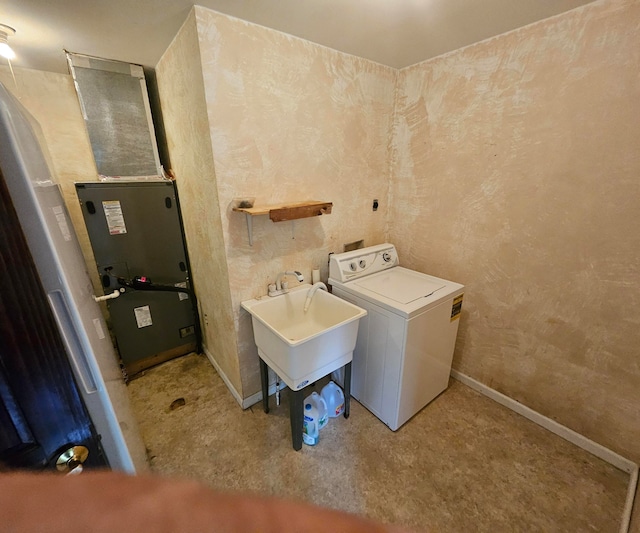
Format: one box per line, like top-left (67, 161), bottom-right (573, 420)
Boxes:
top-left (102, 200), bottom-right (127, 235)
top-left (450, 294), bottom-right (463, 321)
top-left (175, 282), bottom-right (189, 301)
top-left (134, 305), bottom-right (152, 328)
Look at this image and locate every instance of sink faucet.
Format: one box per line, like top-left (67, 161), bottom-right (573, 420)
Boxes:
top-left (276, 270), bottom-right (304, 290)
top-left (268, 270), bottom-right (304, 297)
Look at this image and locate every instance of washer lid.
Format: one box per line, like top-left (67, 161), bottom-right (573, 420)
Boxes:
top-left (354, 268), bottom-right (446, 304)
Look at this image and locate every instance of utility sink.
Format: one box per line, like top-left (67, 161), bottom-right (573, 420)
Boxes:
top-left (241, 284), bottom-right (367, 391)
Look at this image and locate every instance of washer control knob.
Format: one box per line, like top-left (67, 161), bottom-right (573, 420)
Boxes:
top-left (349, 262), bottom-right (357, 272)
top-left (382, 252), bottom-right (392, 262)
top-left (359, 260), bottom-right (366, 269)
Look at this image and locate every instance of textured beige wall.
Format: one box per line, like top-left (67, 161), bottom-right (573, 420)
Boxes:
top-left (192, 8), bottom-right (397, 397)
top-left (390, 0), bottom-right (640, 462)
top-left (155, 11), bottom-right (242, 393)
top-left (0, 66), bottom-right (102, 292)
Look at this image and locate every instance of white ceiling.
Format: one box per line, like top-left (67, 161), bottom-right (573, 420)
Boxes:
top-left (1, 0), bottom-right (596, 74)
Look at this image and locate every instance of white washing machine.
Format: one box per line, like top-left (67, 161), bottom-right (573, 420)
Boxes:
top-left (328, 243), bottom-right (464, 431)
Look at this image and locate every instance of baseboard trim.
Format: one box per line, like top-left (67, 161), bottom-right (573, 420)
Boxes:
top-left (202, 346), bottom-right (244, 408)
top-left (242, 388), bottom-right (263, 409)
top-left (241, 377), bottom-right (288, 409)
top-left (202, 346), bottom-right (287, 410)
top-left (450, 370), bottom-right (638, 533)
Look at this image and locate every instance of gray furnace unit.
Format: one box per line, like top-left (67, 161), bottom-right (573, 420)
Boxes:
top-left (76, 180), bottom-right (199, 375)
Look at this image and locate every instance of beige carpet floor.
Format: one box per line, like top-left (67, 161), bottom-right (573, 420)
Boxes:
top-left (127, 353), bottom-right (629, 532)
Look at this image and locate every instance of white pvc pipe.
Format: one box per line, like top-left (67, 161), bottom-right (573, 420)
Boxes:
top-left (93, 290), bottom-right (120, 302)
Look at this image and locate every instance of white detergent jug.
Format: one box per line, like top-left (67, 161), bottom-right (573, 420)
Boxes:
top-left (305, 391), bottom-right (328, 430)
top-left (321, 381), bottom-right (345, 418)
top-left (302, 403), bottom-right (319, 446)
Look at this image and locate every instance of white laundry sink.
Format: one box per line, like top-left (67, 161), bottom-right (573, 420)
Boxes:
top-left (241, 284), bottom-right (366, 390)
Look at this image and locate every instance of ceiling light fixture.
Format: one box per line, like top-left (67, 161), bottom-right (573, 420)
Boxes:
top-left (0, 24), bottom-right (16, 60)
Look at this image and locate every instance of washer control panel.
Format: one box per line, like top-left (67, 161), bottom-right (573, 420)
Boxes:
top-left (329, 243), bottom-right (398, 283)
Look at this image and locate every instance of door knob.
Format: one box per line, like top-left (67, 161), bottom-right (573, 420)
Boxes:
top-left (55, 445), bottom-right (89, 474)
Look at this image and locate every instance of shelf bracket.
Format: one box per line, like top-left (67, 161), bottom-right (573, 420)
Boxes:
top-left (233, 200), bottom-right (331, 246)
top-left (245, 212), bottom-right (254, 246)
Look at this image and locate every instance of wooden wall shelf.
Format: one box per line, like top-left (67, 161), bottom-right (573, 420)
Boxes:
top-left (233, 201), bottom-right (332, 246)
